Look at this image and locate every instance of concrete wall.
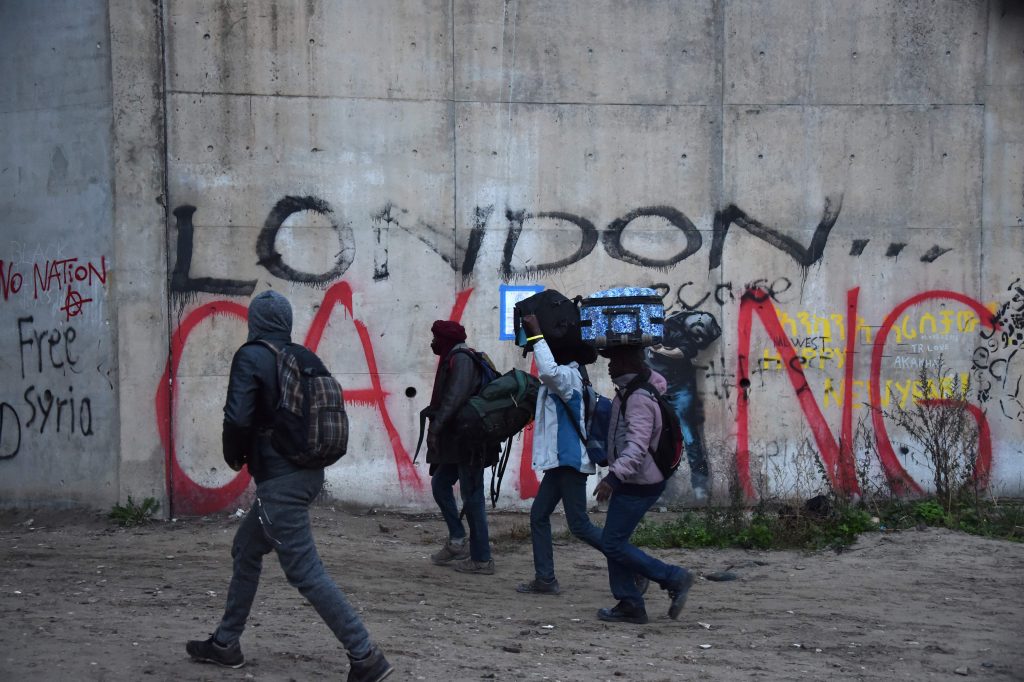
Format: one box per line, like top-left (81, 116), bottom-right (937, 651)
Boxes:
top-left (2, 1), bottom-right (1022, 513)
top-left (0, 0), bottom-right (120, 506)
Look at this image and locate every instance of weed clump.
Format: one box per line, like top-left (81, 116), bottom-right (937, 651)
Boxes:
top-left (109, 496), bottom-right (160, 527)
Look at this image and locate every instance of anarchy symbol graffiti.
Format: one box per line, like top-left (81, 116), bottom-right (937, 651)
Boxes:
top-left (60, 286), bottom-right (93, 320)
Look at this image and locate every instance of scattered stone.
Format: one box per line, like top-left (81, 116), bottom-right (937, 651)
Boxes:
top-left (981, 662), bottom-right (994, 669)
top-left (954, 666), bottom-right (969, 676)
top-left (501, 645), bottom-right (521, 654)
top-left (704, 571), bottom-right (738, 582)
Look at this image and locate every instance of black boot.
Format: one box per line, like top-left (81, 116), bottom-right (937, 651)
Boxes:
top-left (347, 644), bottom-right (394, 682)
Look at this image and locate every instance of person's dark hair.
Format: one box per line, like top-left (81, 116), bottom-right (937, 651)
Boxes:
top-left (551, 343), bottom-right (598, 367)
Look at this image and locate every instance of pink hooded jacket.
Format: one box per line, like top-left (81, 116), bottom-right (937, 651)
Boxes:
top-left (603, 369), bottom-right (668, 489)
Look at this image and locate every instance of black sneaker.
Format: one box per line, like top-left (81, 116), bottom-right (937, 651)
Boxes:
top-left (185, 635), bottom-right (245, 668)
top-left (667, 570), bottom-right (694, 620)
top-left (515, 577), bottom-right (561, 595)
top-left (347, 644), bottom-right (394, 682)
top-left (597, 601), bottom-right (649, 625)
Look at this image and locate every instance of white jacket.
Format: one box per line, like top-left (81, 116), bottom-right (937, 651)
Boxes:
top-left (529, 340), bottom-right (596, 475)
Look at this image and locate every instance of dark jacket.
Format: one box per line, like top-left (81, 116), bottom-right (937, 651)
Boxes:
top-left (426, 344), bottom-right (495, 467)
top-left (223, 292), bottom-right (301, 484)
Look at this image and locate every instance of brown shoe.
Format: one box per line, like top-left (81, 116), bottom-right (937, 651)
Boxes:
top-left (430, 538), bottom-right (469, 565)
top-left (452, 558), bottom-right (495, 575)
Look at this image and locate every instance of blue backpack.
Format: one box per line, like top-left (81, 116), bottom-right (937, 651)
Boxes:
top-left (554, 367), bottom-right (612, 467)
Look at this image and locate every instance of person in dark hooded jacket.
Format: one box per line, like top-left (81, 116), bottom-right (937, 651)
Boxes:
top-left (186, 291), bottom-right (393, 682)
top-left (425, 320), bottom-right (497, 575)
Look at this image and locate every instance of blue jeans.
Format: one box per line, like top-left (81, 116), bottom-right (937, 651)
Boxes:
top-left (668, 385), bottom-right (710, 492)
top-left (431, 463), bottom-right (491, 562)
top-left (214, 469), bottom-right (372, 659)
top-left (529, 467), bottom-right (604, 581)
top-left (601, 484), bottom-right (686, 609)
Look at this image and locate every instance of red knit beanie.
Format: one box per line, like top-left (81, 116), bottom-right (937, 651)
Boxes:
top-left (431, 320), bottom-right (467, 343)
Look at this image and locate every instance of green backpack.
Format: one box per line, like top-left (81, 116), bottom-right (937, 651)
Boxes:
top-left (454, 368), bottom-right (541, 507)
top-left (455, 368), bottom-right (540, 444)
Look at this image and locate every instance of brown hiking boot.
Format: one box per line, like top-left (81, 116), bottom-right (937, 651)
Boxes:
top-left (430, 538), bottom-right (469, 565)
top-left (452, 557), bottom-right (495, 575)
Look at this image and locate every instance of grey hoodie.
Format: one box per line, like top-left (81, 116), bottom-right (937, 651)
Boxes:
top-left (247, 290), bottom-right (293, 342)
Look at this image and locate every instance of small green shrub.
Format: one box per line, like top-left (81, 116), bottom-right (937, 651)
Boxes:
top-left (109, 496), bottom-right (160, 527)
top-left (913, 500), bottom-right (947, 525)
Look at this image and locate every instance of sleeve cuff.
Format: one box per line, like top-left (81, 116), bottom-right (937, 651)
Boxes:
top-left (603, 472), bottom-right (623, 490)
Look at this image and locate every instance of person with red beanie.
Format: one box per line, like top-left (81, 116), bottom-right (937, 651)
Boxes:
top-left (425, 320), bottom-right (497, 575)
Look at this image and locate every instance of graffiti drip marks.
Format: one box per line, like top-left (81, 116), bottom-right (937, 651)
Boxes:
top-left (709, 195), bottom-right (843, 271)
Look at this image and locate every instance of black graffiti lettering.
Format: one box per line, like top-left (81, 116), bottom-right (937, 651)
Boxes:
top-left (56, 397), bottom-right (69, 433)
top-left (714, 283), bottom-right (735, 306)
top-left (35, 388), bottom-right (54, 433)
top-left (920, 245), bottom-right (952, 263)
top-left (461, 205), bottom-right (493, 282)
top-left (885, 243), bottom-right (907, 258)
top-left (770, 277), bottom-right (792, 301)
top-left (171, 205), bottom-right (257, 297)
top-left (47, 330), bottom-right (64, 371)
top-left (501, 210), bottom-right (598, 279)
top-left (257, 195), bottom-right (354, 286)
top-left (17, 318), bottom-right (78, 378)
top-left (80, 398), bottom-right (93, 436)
top-left (850, 239), bottom-right (869, 256)
top-left (603, 206), bottom-right (702, 269)
top-left (17, 386), bottom-right (92, 437)
top-left (371, 204), bottom-right (394, 282)
top-left (0, 402), bottom-right (20, 459)
top-left (709, 196), bottom-right (843, 270)
top-left (17, 316), bottom-right (33, 379)
top-left (675, 282), bottom-right (710, 311)
top-left (64, 327), bottom-right (79, 372)
top-left (22, 386), bottom-right (35, 429)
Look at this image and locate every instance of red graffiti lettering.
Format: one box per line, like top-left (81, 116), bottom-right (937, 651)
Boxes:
top-left (869, 291), bottom-right (998, 495)
top-left (156, 282), bottom-right (504, 515)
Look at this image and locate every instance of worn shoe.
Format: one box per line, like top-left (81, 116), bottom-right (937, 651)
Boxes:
top-left (185, 635), bottom-right (245, 668)
top-left (634, 573), bottom-right (650, 596)
top-left (347, 644), bottom-right (394, 682)
top-left (452, 558), bottom-right (495, 575)
top-left (667, 569), bottom-right (694, 620)
top-left (430, 538), bottom-right (469, 565)
top-left (515, 577), bottom-right (561, 594)
top-left (597, 601), bottom-right (649, 625)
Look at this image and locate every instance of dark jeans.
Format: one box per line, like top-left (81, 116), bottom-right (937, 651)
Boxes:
top-left (601, 484), bottom-right (686, 610)
top-left (430, 463), bottom-right (491, 562)
top-left (668, 385), bottom-right (710, 492)
top-left (529, 467), bottom-right (603, 581)
top-left (214, 468), bottom-right (372, 659)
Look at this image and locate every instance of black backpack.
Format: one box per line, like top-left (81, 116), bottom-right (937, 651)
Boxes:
top-left (619, 370), bottom-right (684, 480)
top-left (513, 289), bottom-right (583, 354)
top-left (255, 340), bottom-right (349, 469)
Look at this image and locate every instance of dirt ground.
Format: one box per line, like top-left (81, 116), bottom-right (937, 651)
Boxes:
top-left (0, 505), bottom-right (1021, 682)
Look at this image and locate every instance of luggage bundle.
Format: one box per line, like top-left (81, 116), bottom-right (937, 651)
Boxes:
top-left (579, 287), bottom-right (665, 348)
top-left (512, 289), bottom-right (584, 355)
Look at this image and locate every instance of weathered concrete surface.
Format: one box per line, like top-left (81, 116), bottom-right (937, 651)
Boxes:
top-left (0, 0), bottom-right (119, 507)
top-left (1, 1), bottom-right (1023, 513)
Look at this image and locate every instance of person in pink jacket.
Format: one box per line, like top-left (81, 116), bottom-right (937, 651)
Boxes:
top-left (593, 345), bottom-right (694, 624)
